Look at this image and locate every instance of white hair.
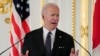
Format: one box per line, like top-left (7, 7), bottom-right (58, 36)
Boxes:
top-left (42, 3), bottom-right (59, 15)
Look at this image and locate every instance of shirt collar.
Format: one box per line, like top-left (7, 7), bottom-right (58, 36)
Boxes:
top-left (43, 27), bottom-right (56, 35)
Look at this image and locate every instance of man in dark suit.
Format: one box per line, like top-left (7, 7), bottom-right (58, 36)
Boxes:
top-left (21, 3), bottom-right (78, 56)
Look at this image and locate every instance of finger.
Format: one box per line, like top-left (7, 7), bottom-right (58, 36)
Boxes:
top-left (76, 49), bottom-right (79, 56)
top-left (26, 50), bottom-right (29, 56)
top-left (71, 48), bottom-right (75, 54)
top-left (20, 54), bottom-right (25, 56)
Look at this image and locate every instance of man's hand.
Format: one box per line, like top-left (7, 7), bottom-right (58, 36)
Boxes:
top-left (21, 50), bottom-right (29, 56)
top-left (70, 48), bottom-right (79, 56)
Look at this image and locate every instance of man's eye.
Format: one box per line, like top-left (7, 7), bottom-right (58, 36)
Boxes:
top-left (57, 15), bottom-right (59, 17)
top-left (51, 14), bottom-right (55, 16)
top-left (51, 14), bottom-right (59, 17)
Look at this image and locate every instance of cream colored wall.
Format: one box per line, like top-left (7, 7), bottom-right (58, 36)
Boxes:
top-left (0, 14), bottom-right (10, 55)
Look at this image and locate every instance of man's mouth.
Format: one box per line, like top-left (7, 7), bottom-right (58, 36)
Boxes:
top-left (51, 22), bottom-right (57, 24)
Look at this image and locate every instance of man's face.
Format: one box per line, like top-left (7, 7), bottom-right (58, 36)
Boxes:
top-left (43, 6), bottom-right (59, 30)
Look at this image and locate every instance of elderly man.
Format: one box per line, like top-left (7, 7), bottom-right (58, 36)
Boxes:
top-left (21, 3), bottom-right (78, 56)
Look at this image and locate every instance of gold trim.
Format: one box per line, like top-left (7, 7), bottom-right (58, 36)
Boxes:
top-left (4, 17), bottom-right (10, 24)
top-left (80, 0), bottom-right (88, 56)
top-left (40, 0), bottom-right (45, 26)
top-left (0, 0), bottom-right (12, 14)
top-left (72, 0), bottom-right (76, 38)
top-left (72, 0), bottom-right (89, 56)
top-left (1, 0), bottom-right (12, 24)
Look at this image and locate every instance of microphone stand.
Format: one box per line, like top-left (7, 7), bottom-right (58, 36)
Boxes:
top-left (0, 39), bottom-right (23, 55)
top-left (73, 38), bottom-right (91, 56)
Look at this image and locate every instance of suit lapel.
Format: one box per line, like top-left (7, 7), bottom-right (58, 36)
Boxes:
top-left (36, 28), bottom-right (62, 55)
top-left (36, 27), bottom-right (45, 54)
top-left (52, 29), bottom-right (61, 55)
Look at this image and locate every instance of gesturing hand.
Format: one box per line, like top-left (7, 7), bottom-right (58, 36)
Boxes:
top-left (70, 48), bottom-right (79, 56)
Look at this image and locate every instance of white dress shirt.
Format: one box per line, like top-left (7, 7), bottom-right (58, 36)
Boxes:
top-left (43, 27), bottom-right (56, 49)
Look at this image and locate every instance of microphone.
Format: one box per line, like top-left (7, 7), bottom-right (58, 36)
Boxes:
top-left (0, 38), bottom-right (24, 55)
top-left (72, 38), bottom-right (91, 56)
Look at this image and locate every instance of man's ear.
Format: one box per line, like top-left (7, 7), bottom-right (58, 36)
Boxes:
top-left (42, 15), bottom-right (44, 18)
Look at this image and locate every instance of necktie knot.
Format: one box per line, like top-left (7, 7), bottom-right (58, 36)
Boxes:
top-left (48, 32), bottom-right (52, 35)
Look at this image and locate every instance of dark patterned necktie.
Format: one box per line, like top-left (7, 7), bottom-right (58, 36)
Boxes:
top-left (45, 32), bottom-right (51, 56)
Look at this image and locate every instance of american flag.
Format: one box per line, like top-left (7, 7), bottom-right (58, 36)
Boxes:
top-left (10, 0), bottom-right (30, 56)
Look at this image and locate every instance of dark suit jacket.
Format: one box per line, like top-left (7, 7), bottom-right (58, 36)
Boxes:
top-left (21, 27), bottom-right (74, 56)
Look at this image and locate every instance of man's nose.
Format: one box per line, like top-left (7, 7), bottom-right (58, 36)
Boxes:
top-left (54, 15), bottom-right (59, 20)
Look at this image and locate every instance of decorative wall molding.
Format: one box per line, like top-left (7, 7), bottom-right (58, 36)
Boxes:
top-left (72, 0), bottom-right (76, 38)
top-left (72, 0), bottom-right (89, 56)
top-left (0, 0), bottom-right (12, 14)
top-left (0, 0), bottom-right (12, 24)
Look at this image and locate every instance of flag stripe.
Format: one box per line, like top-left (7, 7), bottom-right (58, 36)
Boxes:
top-left (10, 34), bottom-right (19, 56)
top-left (12, 14), bottom-right (23, 46)
top-left (22, 19), bottom-right (30, 33)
